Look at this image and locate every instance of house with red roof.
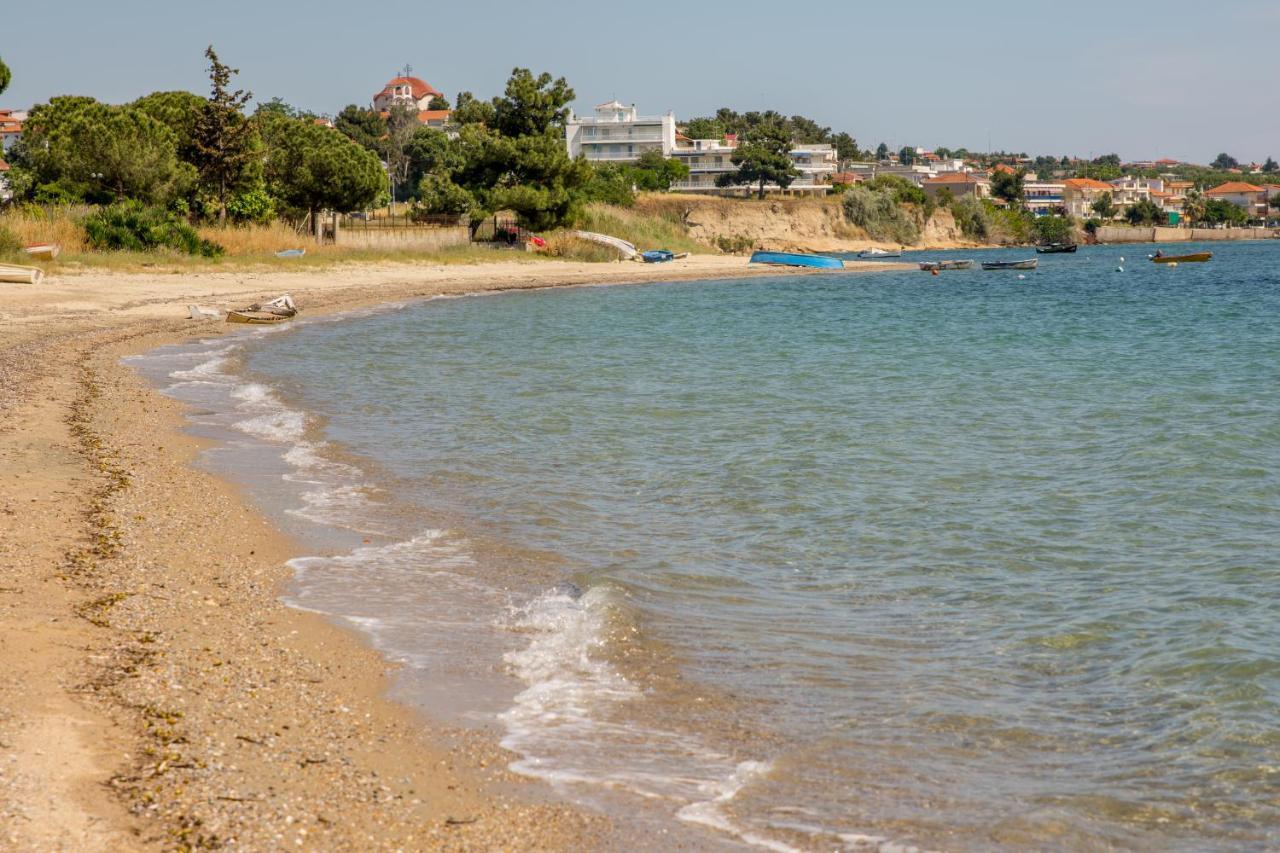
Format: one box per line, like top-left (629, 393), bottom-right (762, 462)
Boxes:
top-left (373, 74), bottom-right (444, 112)
top-left (1063, 177), bottom-right (1117, 218)
top-left (0, 109), bottom-right (23, 154)
top-left (1205, 181), bottom-right (1267, 219)
top-left (921, 171), bottom-right (990, 200)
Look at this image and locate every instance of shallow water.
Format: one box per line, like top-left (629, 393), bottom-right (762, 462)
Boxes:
top-left (132, 243), bottom-right (1280, 851)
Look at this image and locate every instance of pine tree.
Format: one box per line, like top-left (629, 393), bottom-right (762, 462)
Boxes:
top-left (191, 46), bottom-right (256, 226)
top-left (0, 55), bottom-right (10, 96)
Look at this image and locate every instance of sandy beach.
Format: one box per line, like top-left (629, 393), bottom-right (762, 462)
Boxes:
top-left (0, 254), bottom-right (911, 850)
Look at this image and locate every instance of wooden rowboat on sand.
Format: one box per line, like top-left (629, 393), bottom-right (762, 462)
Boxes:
top-left (0, 264), bottom-right (45, 284)
top-left (226, 293), bottom-right (297, 325)
top-left (24, 243), bottom-right (61, 261)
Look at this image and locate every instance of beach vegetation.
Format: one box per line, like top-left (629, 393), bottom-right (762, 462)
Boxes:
top-left (630, 150), bottom-right (689, 191)
top-left (841, 184), bottom-right (920, 244)
top-left (83, 200), bottom-right (223, 256)
top-left (577, 201), bottom-right (706, 254)
top-left (0, 224), bottom-right (21, 260)
top-left (191, 47), bottom-right (259, 226)
top-left (415, 174), bottom-right (474, 216)
top-left (1031, 214), bottom-right (1073, 245)
top-left (581, 163), bottom-right (637, 207)
top-left (717, 122), bottom-right (800, 199)
top-left (225, 186), bottom-right (277, 225)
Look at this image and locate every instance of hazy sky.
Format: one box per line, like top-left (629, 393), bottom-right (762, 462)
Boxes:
top-left (3, 0), bottom-right (1277, 163)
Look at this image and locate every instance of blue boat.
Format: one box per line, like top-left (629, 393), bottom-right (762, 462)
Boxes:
top-left (275, 248), bottom-right (306, 258)
top-left (642, 249), bottom-right (674, 263)
top-left (749, 251), bottom-right (844, 269)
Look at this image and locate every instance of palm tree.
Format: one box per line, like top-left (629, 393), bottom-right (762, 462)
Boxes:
top-left (1182, 188), bottom-right (1205, 226)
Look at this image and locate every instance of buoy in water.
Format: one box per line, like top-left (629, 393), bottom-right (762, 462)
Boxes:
top-left (1116, 266), bottom-right (1124, 272)
top-left (1120, 256), bottom-right (1125, 263)
top-left (1017, 274), bottom-right (1026, 280)
top-left (1168, 262), bottom-right (1178, 268)
top-left (931, 269), bottom-right (939, 276)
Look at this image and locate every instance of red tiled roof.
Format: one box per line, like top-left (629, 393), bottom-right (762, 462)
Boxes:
top-left (1156, 158), bottom-right (1181, 164)
top-left (374, 75), bottom-right (442, 102)
top-left (1064, 178), bottom-right (1114, 190)
top-left (993, 163), bottom-right (1017, 174)
top-left (1205, 181), bottom-right (1263, 194)
top-left (417, 109), bottom-right (451, 123)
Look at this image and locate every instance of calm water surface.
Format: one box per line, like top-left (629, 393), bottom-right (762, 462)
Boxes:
top-left (135, 243), bottom-right (1280, 851)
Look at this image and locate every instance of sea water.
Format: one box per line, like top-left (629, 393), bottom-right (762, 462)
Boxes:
top-left (130, 243), bottom-right (1280, 851)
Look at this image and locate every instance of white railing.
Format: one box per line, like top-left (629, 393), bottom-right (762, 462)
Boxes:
top-left (573, 115), bottom-right (668, 125)
top-left (581, 133), bottom-right (665, 143)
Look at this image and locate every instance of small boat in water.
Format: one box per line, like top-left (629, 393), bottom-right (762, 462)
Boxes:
top-left (641, 249), bottom-right (674, 263)
top-left (857, 247), bottom-right (901, 258)
top-left (981, 258), bottom-right (1038, 271)
top-left (0, 263), bottom-right (44, 284)
top-left (919, 259), bottom-right (975, 271)
top-left (226, 293), bottom-right (297, 325)
top-left (24, 243), bottom-right (61, 261)
top-left (1150, 251), bottom-right (1211, 264)
top-left (1036, 243), bottom-right (1077, 254)
top-left (749, 251), bottom-right (844, 269)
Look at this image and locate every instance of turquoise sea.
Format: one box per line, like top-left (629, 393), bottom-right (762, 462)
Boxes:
top-left (132, 242), bottom-right (1280, 851)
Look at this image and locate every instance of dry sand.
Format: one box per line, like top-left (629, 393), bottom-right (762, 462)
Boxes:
top-left (0, 254), bottom-right (909, 850)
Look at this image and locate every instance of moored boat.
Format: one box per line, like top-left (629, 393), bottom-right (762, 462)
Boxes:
top-left (1151, 251), bottom-right (1211, 264)
top-left (919, 259), bottom-right (975, 271)
top-left (981, 258), bottom-right (1038, 271)
top-left (857, 247), bottom-right (901, 258)
top-left (1036, 243), bottom-right (1077, 254)
top-left (0, 263), bottom-right (44, 284)
top-left (749, 251), bottom-right (844, 269)
top-left (24, 243), bottom-right (61, 261)
top-left (641, 249), bottom-right (674, 263)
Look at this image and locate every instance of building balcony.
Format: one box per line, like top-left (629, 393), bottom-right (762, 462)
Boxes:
top-left (581, 133), bottom-right (665, 144)
top-left (573, 115), bottom-right (668, 125)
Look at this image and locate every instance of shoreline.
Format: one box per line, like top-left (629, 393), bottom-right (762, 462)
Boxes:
top-left (0, 255), bottom-right (907, 849)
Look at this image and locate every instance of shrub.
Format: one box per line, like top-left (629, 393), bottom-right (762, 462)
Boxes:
top-left (1032, 214), bottom-right (1074, 245)
top-left (226, 187), bottom-right (277, 225)
top-left (951, 196), bottom-right (992, 240)
top-left (841, 185), bottom-right (920, 244)
top-left (714, 234), bottom-right (755, 254)
top-left (0, 224), bottom-right (22, 260)
top-left (83, 201), bottom-right (223, 257)
top-left (541, 232), bottom-right (620, 262)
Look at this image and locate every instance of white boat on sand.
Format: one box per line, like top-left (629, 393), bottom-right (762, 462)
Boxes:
top-left (0, 264), bottom-right (44, 284)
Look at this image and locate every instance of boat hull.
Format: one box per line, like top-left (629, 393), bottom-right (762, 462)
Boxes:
top-left (1152, 252), bottom-right (1211, 263)
top-left (24, 243), bottom-right (61, 261)
top-left (920, 260), bottom-right (975, 271)
top-left (749, 251), bottom-right (844, 269)
top-left (0, 264), bottom-right (44, 284)
top-left (981, 259), bottom-right (1038, 271)
top-left (1036, 244), bottom-right (1077, 254)
top-left (225, 311), bottom-right (294, 325)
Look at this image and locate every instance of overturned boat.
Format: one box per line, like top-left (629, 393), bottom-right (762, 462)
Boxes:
top-left (749, 251), bottom-right (844, 269)
top-left (981, 258), bottom-right (1038, 271)
top-left (919, 259), bottom-right (975, 271)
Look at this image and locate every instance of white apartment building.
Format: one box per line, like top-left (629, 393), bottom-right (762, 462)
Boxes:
top-left (670, 137), bottom-right (837, 194)
top-left (565, 100), bottom-right (677, 164)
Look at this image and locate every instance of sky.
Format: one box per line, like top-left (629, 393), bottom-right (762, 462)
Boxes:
top-left (3, 0), bottom-right (1278, 164)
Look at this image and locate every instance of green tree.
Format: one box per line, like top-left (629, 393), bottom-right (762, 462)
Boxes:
top-left (1091, 192), bottom-right (1117, 220)
top-left (898, 146), bottom-right (916, 165)
top-left (416, 174), bottom-right (473, 216)
top-left (1201, 198), bottom-right (1247, 225)
top-left (1125, 197), bottom-right (1164, 226)
top-left (630, 149), bottom-right (689, 191)
top-left (384, 104), bottom-right (420, 198)
top-left (716, 122), bottom-right (799, 199)
top-left (334, 105), bottom-right (385, 152)
top-left (831, 132), bottom-right (860, 162)
top-left (683, 117), bottom-right (724, 140)
top-left (1031, 215), bottom-right (1073, 245)
top-left (262, 118), bottom-right (385, 236)
top-left (492, 68), bottom-right (575, 137)
top-left (1211, 153), bottom-right (1238, 170)
top-left (1182, 188), bottom-right (1205, 224)
top-left (40, 102), bottom-right (192, 203)
top-left (0, 55), bottom-right (10, 97)
top-left (451, 91), bottom-right (495, 126)
top-left (1263, 157), bottom-right (1278, 174)
top-left (1093, 153), bottom-right (1121, 167)
top-left (131, 90), bottom-right (206, 163)
top-left (191, 46), bottom-right (258, 225)
top-left (581, 163), bottom-right (636, 206)
top-left (405, 126), bottom-right (464, 191)
top-left (426, 94), bottom-right (450, 111)
top-left (254, 97), bottom-right (302, 120)
top-left (875, 142), bottom-right (889, 161)
top-left (990, 168), bottom-right (1025, 206)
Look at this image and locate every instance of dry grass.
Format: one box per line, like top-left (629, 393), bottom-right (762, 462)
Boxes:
top-left (0, 205), bottom-right (91, 253)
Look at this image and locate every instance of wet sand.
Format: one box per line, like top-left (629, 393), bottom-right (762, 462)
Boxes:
top-left (0, 255), bottom-right (906, 849)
